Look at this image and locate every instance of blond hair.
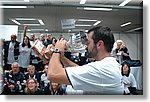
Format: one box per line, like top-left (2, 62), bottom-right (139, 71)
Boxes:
top-left (24, 78), bottom-right (38, 94)
top-left (27, 65), bottom-right (35, 72)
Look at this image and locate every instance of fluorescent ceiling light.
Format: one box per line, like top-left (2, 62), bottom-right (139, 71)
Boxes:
top-left (27, 29), bottom-right (31, 31)
top-left (29, 29), bottom-right (48, 31)
top-left (24, 0), bottom-right (30, 2)
top-left (11, 19), bottom-right (21, 25)
top-left (121, 22), bottom-right (131, 27)
top-left (93, 21), bottom-right (101, 26)
top-left (23, 24), bottom-right (41, 26)
top-left (127, 27), bottom-right (143, 32)
top-left (38, 19), bottom-right (44, 25)
top-left (30, 29), bottom-right (45, 31)
top-left (0, 6), bottom-right (27, 8)
top-left (75, 24), bottom-right (92, 27)
top-left (77, 19), bottom-right (97, 22)
top-left (45, 29), bottom-right (48, 31)
top-left (15, 18), bottom-right (36, 20)
top-left (9, 18), bottom-right (44, 26)
top-left (68, 30), bottom-right (72, 32)
top-left (119, 0), bottom-right (132, 6)
top-left (0, 0), bottom-right (30, 2)
top-left (0, 0), bottom-right (24, 2)
top-left (84, 7), bottom-right (112, 11)
top-left (85, 30), bottom-right (88, 33)
top-left (80, 0), bottom-right (86, 4)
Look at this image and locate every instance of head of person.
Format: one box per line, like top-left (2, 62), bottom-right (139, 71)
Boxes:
top-left (50, 82), bottom-right (60, 91)
top-left (27, 65), bottom-right (35, 76)
top-left (11, 62), bottom-right (20, 75)
top-left (22, 36), bottom-right (31, 48)
top-left (46, 33), bottom-right (52, 40)
top-left (25, 78), bottom-right (38, 94)
top-left (121, 61), bottom-right (130, 77)
top-left (44, 65), bottom-right (48, 74)
top-left (52, 37), bottom-right (57, 46)
top-left (59, 34), bottom-right (64, 40)
top-left (87, 26), bottom-right (115, 60)
top-left (116, 40), bottom-right (123, 49)
top-left (30, 34), bottom-right (35, 41)
top-left (40, 34), bottom-right (45, 42)
top-left (11, 34), bottom-right (17, 43)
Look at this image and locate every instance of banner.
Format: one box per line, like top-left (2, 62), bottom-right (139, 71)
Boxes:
top-left (61, 19), bottom-right (75, 29)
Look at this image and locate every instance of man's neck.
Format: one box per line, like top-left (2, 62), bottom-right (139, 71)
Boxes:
top-left (95, 52), bottom-right (111, 61)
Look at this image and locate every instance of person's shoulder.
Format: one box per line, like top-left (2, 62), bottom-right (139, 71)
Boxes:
top-left (102, 57), bottom-right (116, 62)
top-left (4, 41), bottom-right (10, 44)
top-left (129, 73), bottom-right (135, 78)
top-left (19, 72), bottom-right (25, 76)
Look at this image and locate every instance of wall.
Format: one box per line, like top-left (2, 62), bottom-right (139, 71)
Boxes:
top-left (0, 25), bottom-right (18, 41)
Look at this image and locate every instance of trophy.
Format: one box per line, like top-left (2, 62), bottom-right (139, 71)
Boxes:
top-left (67, 32), bottom-right (87, 53)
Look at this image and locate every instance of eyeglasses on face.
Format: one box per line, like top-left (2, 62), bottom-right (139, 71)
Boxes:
top-left (28, 82), bottom-right (35, 84)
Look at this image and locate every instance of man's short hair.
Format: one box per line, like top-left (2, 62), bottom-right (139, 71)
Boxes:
top-left (87, 26), bottom-right (115, 52)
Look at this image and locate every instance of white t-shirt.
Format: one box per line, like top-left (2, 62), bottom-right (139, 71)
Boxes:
top-left (65, 85), bottom-right (83, 95)
top-left (18, 44), bottom-right (31, 68)
top-left (30, 40), bottom-right (41, 64)
top-left (41, 73), bottom-right (50, 87)
top-left (7, 42), bottom-right (16, 64)
top-left (122, 73), bottom-right (137, 94)
top-left (65, 57), bottom-right (124, 95)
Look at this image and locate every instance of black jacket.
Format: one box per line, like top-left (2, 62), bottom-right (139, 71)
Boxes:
top-left (3, 71), bottom-right (25, 94)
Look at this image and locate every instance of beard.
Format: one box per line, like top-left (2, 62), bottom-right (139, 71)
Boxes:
top-left (87, 45), bottom-right (98, 58)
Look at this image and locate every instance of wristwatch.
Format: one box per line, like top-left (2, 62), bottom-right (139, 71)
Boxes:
top-left (53, 48), bottom-right (61, 53)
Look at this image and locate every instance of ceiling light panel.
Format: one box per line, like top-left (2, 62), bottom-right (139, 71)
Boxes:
top-left (15, 18), bottom-right (36, 20)
top-left (80, 0), bottom-right (86, 4)
top-left (93, 21), bottom-right (101, 26)
top-left (84, 7), bottom-right (112, 11)
top-left (75, 24), bottom-right (92, 27)
top-left (0, 0), bottom-right (24, 2)
top-left (119, 0), bottom-right (132, 6)
top-left (0, 6), bottom-right (27, 8)
top-left (121, 22), bottom-right (131, 27)
top-left (9, 18), bottom-right (44, 26)
top-left (77, 19), bottom-right (97, 22)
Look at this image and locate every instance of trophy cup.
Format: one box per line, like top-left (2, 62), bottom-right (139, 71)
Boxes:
top-left (67, 32), bottom-right (87, 53)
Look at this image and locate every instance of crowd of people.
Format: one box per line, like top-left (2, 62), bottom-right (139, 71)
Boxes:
top-left (0, 26), bottom-right (138, 95)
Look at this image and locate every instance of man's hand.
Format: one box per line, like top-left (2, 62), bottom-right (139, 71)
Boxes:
top-left (55, 38), bottom-right (68, 52)
top-left (8, 84), bottom-right (14, 90)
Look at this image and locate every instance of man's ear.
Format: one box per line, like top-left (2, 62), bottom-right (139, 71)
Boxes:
top-left (97, 40), bottom-right (103, 48)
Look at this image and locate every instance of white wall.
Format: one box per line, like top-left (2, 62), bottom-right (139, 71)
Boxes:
top-left (0, 25), bottom-right (18, 41)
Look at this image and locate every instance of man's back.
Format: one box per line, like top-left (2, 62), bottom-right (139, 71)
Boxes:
top-left (66, 57), bottom-right (124, 94)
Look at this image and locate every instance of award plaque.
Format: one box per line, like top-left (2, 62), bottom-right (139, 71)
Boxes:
top-left (31, 39), bottom-right (53, 63)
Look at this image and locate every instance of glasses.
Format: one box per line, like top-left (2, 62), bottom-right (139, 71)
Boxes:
top-left (28, 82), bottom-right (35, 84)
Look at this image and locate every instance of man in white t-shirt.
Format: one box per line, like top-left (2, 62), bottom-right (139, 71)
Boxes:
top-left (3, 34), bottom-right (20, 70)
top-left (47, 26), bottom-right (124, 95)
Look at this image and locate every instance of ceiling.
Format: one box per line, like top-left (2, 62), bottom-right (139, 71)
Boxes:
top-left (1, 0), bottom-right (143, 34)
